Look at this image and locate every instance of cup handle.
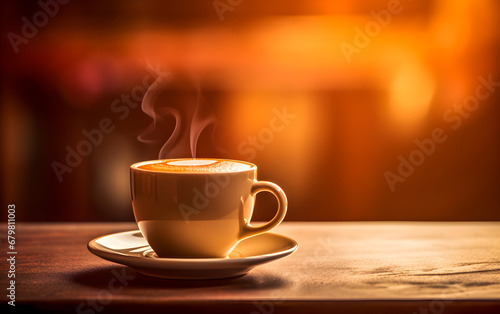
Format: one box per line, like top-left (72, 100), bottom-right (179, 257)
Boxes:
top-left (241, 181), bottom-right (288, 239)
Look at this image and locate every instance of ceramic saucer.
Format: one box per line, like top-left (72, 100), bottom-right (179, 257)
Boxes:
top-left (88, 230), bottom-right (298, 280)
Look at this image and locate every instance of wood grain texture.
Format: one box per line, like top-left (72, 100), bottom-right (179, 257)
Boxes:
top-left (1, 222), bottom-right (499, 313)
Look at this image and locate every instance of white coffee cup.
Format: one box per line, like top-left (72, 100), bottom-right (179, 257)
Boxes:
top-left (130, 158), bottom-right (287, 258)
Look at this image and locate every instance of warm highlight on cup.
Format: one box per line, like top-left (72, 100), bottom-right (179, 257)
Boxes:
top-left (130, 158), bottom-right (288, 258)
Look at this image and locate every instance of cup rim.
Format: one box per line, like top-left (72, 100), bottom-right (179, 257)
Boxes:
top-left (130, 158), bottom-right (257, 174)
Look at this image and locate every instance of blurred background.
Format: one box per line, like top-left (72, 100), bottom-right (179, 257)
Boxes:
top-left (1, 0), bottom-right (499, 222)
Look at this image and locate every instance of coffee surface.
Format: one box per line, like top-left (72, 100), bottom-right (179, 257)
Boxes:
top-left (137, 159), bottom-right (253, 173)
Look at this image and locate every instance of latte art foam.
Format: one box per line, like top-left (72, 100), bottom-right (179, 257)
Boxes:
top-left (137, 159), bottom-right (253, 173)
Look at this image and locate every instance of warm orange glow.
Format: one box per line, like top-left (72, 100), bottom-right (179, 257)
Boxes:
top-left (389, 60), bottom-right (435, 133)
top-left (2, 0), bottom-right (499, 222)
top-left (225, 91), bottom-right (318, 188)
top-left (94, 135), bottom-right (135, 216)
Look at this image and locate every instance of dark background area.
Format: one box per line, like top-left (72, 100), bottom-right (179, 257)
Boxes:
top-left (1, 0), bottom-right (499, 222)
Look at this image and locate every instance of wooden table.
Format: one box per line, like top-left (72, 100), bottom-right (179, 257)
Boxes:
top-left (1, 222), bottom-right (499, 313)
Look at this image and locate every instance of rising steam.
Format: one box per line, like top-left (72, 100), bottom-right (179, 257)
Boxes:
top-left (138, 66), bottom-right (221, 159)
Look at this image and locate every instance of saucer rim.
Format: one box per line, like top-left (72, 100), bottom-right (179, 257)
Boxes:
top-left (88, 230), bottom-right (298, 263)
